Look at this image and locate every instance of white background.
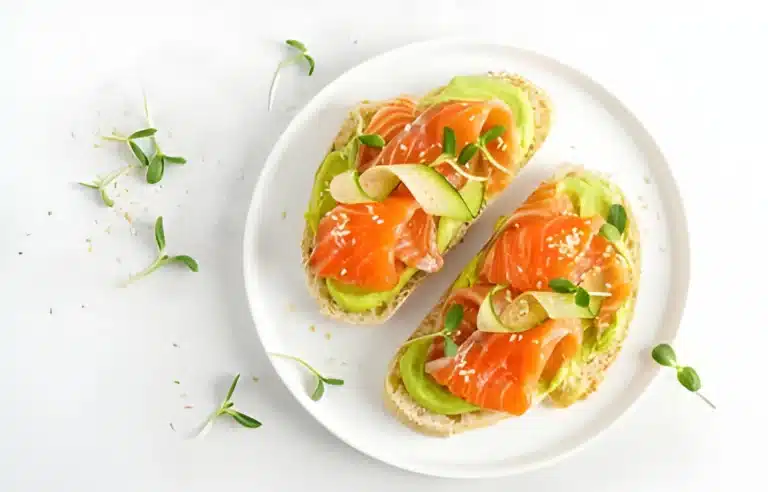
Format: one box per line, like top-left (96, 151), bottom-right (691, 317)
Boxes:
top-left (1, 2), bottom-right (763, 490)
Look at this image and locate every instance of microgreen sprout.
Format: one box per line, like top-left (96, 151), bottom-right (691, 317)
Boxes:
top-left (192, 374), bottom-right (261, 439)
top-left (79, 164), bottom-right (137, 207)
top-left (124, 216), bottom-right (198, 285)
top-left (268, 39), bottom-right (315, 111)
top-left (651, 343), bottom-right (715, 409)
top-left (268, 353), bottom-right (343, 401)
top-left (142, 94), bottom-right (187, 184)
top-left (400, 304), bottom-right (464, 357)
top-left (600, 204), bottom-right (627, 241)
top-left (358, 134), bottom-right (386, 148)
top-left (549, 278), bottom-right (592, 308)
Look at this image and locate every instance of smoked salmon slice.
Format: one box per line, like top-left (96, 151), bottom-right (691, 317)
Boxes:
top-left (309, 197), bottom-right (420, 291)
top-left (357, 96), bottom-right (418, 170)
top-left (310, 98), bottom-right (521, 292)
top-left (424, 286), bottom-right (582, 415)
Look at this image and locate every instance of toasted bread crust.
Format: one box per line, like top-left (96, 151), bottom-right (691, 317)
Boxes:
top-left (301, 73), bottom-right (553, 325)
top-left (383, 165), bottom-right (642, 436)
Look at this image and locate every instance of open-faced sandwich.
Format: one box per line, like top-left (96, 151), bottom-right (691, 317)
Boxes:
top-left (303, 74), bottom-right (552, 324)
top-left (384, 165), bottom-right (641, 436)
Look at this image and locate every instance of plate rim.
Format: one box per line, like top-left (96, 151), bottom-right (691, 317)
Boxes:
top-left (241, 37), bottom-right (692, 478)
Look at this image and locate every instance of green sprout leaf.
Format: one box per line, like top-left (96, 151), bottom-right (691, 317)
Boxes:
top-left (172, 255), bottom-right (199, 272)
top-left (650, 343), bottom-right (715, 410)
top-left (129, 141), bottom-right (149, 166)
top-left (651, 343), bottom-right (677, 367)
top-left (146, 154), bottom-right (164, 184)
top-left (191, 373), bottom-right (262, 438)
top-left (78, 182), bottom-right (99, 189)
top-left (154, 216), bottom-right (166, 251)
top-left (268, 353), bottom-right (343, 402)
top-left (358, 134), bottom-right (386, 148)
top-left (549, 278), bottom-right (578, 293)
top-left (124, 217), bottom-right (198, 285)
top-left (443, 304), bottom-right (464, 334)
top-left (479, 125), bottom-right (506, 146)
top-left (100, 189), bottom-right (114, 207)
top-left (227, 410), bottom-right (262, 428)
top-left (163, 155), bottom-right (187, 164)
top-left (443, 337), bottom-right (458, 357)
top-left (225, 373), bottom-right (241, 402)
top-left (599, 223), bottom-right (621, 242)
top-left (269, 40), bottom-right (315, 111)
top-left (304, 54), bottom-right (315, 76)
top-left (607, 204), bottom-right (627, 234)
top-left (128, 128), bottom-right (157, 140)
top-left (442, 127), bottom-right (456, 157)
top-left (311, 379), bottom-right (325, 401)
top-left (574, 287), bottom-right (591, 308)
top-left (457, 143), bottom-right (479, 165)
top-left (285, 39), bottom-right (307, 52)
top-left (677, 366), bottom-right (701, 392)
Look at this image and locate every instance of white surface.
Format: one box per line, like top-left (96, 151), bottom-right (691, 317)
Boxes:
top-left (2, 2), bottom-right (763, 490)
top-left (244, 39), bottom-right (689, 477)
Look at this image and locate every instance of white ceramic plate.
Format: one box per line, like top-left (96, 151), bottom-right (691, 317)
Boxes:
top-left (242, 39), bottom-right (690, 478)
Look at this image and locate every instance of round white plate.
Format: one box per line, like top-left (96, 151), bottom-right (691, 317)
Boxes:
top-left (242, 39), bottom-right (690, 478)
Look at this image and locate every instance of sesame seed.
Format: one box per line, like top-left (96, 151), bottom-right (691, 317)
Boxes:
top-left (517, 265), bottom-right (523, 273)
top-left (546, 236), bottom-right (553, 242)
top-left (372, 215), bottom-right (379, 221)
top-left (418, 151), bottom-right (426, 158)
top-left (399, 144), bottom-right (407, 151)
top-left (536, 280), bottom-right (543, 289)
top-left (605, 282), bottom-right (612, 288)
top-left (469, 115), bottom-right (475, 121)
top-left (340, 268), bottom-right (347, 276)
top-left (404, 123), bottom-right (412, 131)
top-left (376, 219), bottom-right (385, 224)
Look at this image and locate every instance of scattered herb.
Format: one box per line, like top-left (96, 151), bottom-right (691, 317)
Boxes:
top-left (478, 125), bottom-right (506, 146)
top-left (549, 278), bottom-right (593, 309)
top-left (401, 304), bottom-right (464, 358)
top-left (358, 134), bottom-right (386, 148)
top-left (141, 95), bottom-right (187, 185)
top-left (651, 343), bottom-right (715, 409)
top-left (457, 143), bottom-right (479, 165)
top-left (79, 164), bottom-right (136, 207)
top-left (549, 278), bottom-right (578, 293)
top-left (574, 288), bottom-right (591, 308)
top-left (268, 39), bottom-right (315, 111)
top-left (124, 216), bottom-right (198, 285)
top-left (268, 353), bottom-right (344, 401)
top-left (192, 374), bottom-right (262, 438)
top-left (600, 204), bottom-right (627, 241)
top-left (442, 127), bottom-right (456, 157)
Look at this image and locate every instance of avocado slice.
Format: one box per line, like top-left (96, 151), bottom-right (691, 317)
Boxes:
top-left (305, 150), bottom-right (353, 235)
top-left (399, 339), bottom-right (479, 415)
top-left (326, 268), bottom-right (418, 313)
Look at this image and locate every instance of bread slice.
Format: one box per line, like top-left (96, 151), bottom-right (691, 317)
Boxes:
top-left (384, 165), bottom-right (642, 437)
top-left (301, 73), bottom-right (553, 325)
